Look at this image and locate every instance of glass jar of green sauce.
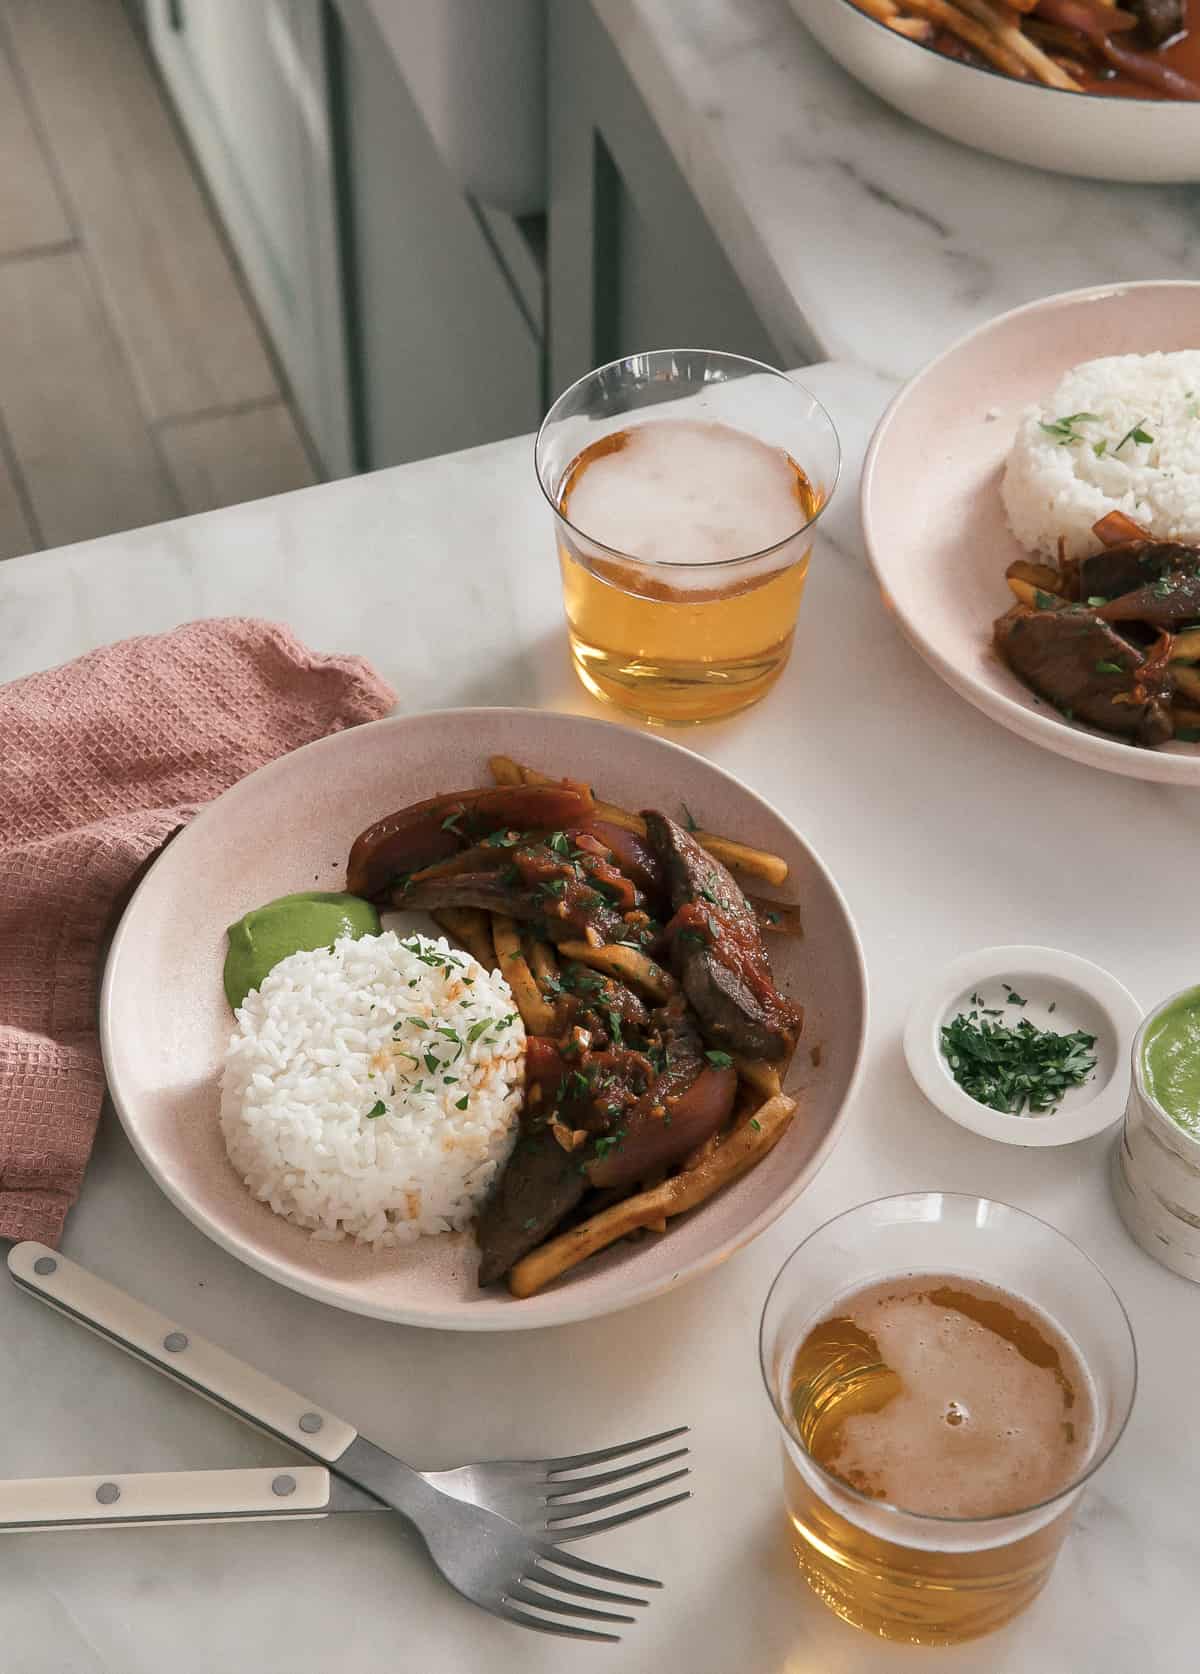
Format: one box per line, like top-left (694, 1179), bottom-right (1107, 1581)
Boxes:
top-left (1113, 985), bottom-right (1200, 1284)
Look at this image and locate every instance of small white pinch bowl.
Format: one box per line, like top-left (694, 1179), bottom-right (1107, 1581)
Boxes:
top-left (904, 945), bottom-right (1142, 1148)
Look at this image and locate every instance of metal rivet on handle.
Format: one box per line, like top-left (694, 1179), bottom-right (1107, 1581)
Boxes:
top-left (164, 1331), bottom-right (188, 1353)
top-left (96, 1482), bottom-right (120, 1506)
top-left (298, 1412), bottom-right (324, 1434)
top-left (33, 1257), bottom-right (57, 1277)
top-left (272, 1474), bottom-right (297, 1498)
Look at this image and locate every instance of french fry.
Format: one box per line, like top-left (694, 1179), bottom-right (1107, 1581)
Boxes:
top-left (507, 759), bottom-right (789, 885)
top-left (1006, 559), bottom-right (1068, 597)
top-left (850, 0), bottom-right (898, 17)
top-left (682, 1130), bottom-right (723, 1172)
top-left (1173, 702), bottom-right (1200, 730)
top-left (555, 939), bottom-right (676, 1003)
top-left (1171, 629), bottom-right (1200, 664)
top-left (491, 915), bottom-right (555, 1034)
top-left (508, 1093), bottom-right (798, 1297)
top-left (899, 0), bottom-right (1030, 78)
top-left (431, 908), bottom-right (496, 970)
top-left (888, 15), bottom-right (934, 36)
top-left (948, 0), bottom-right (1079, 87)
top-left (529, 939), bottom-right (560, 992)
top-left (1007, 576), bottom-right (1049, 609)
top-left (488, 754), bottom-right (524, 786)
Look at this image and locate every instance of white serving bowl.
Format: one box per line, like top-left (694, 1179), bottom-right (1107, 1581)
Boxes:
top-left (904, 945), bottom-right (1142, 1146)
top-left (795, 0), bottom-right (1200, 184)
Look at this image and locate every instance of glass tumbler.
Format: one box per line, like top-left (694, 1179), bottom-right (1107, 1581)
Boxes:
top-left (759, 1193), bottom-right (1137, 1646)
top-left (534, 349), bottom-right (840, 725)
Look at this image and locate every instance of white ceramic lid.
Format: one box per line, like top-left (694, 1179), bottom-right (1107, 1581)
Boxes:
top-left (904, 945), bottom-right (1142, 1148)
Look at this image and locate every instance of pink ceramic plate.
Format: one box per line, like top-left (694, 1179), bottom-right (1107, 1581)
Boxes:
top-left (862, 281), bottom-right (1200, 787)
top-left (101, 709), bottom-right (867, 1330)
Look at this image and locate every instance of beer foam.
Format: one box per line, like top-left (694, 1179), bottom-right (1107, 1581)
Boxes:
top-left (823, 1278), bottom-right (1095, 1520)
top-left (562, 418), bottom-right (806, 567)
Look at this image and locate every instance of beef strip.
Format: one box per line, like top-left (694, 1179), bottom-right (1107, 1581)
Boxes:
top-left (475, 1123), bottom-right (587, 1287)
top-left (642, 812), bottom-right (802, 1062)
top-left (1080, 540), bottom-right (1200, 614)
top-left (994, 603), bottom-right (1174, 746)
top-left (1097, 572), bottom-right (1200, 629)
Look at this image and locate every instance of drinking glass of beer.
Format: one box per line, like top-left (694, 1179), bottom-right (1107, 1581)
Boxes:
top-left (759, 1193), bottom-right (1136, 1646)
top-left (535, 349), bottom-right (840, 725)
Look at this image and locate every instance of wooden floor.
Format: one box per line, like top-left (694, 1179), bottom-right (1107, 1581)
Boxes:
top-left (0, 0), bottom-right (316, 561)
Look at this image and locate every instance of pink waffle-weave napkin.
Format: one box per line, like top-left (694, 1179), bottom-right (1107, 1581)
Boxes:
top-left (0, 617), bottom-right (397, 1246)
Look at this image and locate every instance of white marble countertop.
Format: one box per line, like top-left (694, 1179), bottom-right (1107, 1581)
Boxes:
top-left (1, 361), bottom-right (1197, 1673)
top-left (595, 0), bottom-right (1200, 379)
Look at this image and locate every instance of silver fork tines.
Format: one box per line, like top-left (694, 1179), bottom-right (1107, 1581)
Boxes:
top-left (542, 1425), bottom-right (690, 1474)
top-left (424, 1424), bottom-right (691, 1548)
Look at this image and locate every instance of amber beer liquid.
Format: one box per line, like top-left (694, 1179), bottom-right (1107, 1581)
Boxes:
top-left (556, 418), bottom-right (823, 724)
top-left (784, 1274), bottom-right (1098, 1646)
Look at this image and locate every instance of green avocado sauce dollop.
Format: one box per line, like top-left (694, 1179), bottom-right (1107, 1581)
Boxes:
top-left (1142, 985), bottom-right (1200, 1139)
top-left (223, 891), bottom-right (380, 1010)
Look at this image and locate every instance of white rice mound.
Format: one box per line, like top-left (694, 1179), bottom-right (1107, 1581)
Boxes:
top-left (1002, 351), bottom-right (1200, 561)
top-left (220, 931), bottom-right (525, 1247)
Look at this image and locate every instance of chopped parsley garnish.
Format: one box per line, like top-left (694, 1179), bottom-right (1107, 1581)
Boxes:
top-left (749, 1118), bottom-right (761, 1132)
top-left (499, 863), bottom-right (520, 886)
top-left (940, 1006), bottom-right (1096, 1116)
top-left (593, 1129), bottom-right (627, 1160)
top-left (680, 802), bottom-right (699, 832)
top-left (466, 1015), bottom-right (494, 1043)
top-left (1034, 589), bottom-right (1059, 610)
top-left (1095, 660), bottom-right (1125, 675)
top-left (700, 886), bottom-right (718, 905)
top-left (1002, 984), bottom-right (1026, 1006)
top-left (547, 831), bottom-right (571, 856)
top-left (705, 1050), bottom-right (734, 1068)
top-left (1039, 412), bottom-right (1101, 446)
top-left (1093, 440), bottom-right (1107, 458)
top-left (1114, 420), bottom-right (1153, 455)
top-left (365, 1100), bottom-right (387, 1119)
top-left (1177, 726), bottom-right (1200, 742)
top-left (1086, 595), bottom-right (1109, 607)
top-left (440, 812), bottom-right (464, 834)
top-left (677, 929), bottom-right (707, 949)
top-left (537, 877), bottom-right (566, 898)
top-left (485, 828), bottom-right (520, 848)
top-left (455, 1095), bottom-right (470, 1110)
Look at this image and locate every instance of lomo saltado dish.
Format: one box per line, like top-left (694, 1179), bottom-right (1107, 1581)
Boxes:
top-left (850, 0), bottom-right (1200, 98)
top-left (221, 758), bottom-right (804, 1295)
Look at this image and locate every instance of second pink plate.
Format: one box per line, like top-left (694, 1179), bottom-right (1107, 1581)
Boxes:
top-left (101, 708), bottom-right (867, 1331)
top-left (862, 281), bottom-right (1200, 787)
